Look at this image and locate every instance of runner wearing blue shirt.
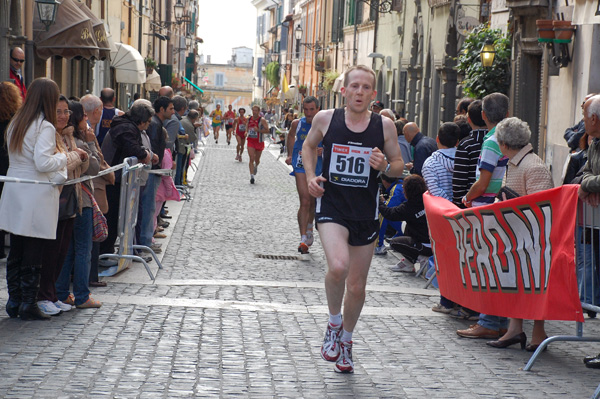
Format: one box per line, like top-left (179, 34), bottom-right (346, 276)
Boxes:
top-left (286, 96), bottom-right (323, 254)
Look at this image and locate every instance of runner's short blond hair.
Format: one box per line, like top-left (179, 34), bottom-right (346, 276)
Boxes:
top-left (343, 65), bottom-right (376, 88)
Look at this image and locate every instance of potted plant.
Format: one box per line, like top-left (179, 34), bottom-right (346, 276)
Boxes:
top-left (553, 20), bottom-right (576, 41)
top-left (145, 57), bottom-right (158, 74)
top-left (323, 70), bottom-right (340, 91)
top-left (315, 59), bottom-right (325, 72)
top-left (298, 84), bottom-right (307, 95)
top-left (536, 20), bottom-right (555, 41)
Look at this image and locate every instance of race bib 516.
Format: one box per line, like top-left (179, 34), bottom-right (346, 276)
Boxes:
top-left (329, 144), bottom-right (371, 188)
top-left (248, 128), bottom-right (258, 138)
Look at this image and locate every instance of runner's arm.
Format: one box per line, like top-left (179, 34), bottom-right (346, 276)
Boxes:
top-left (286, 120), bottom-right (299, 158)
top-left (371, 117), bottom-right (404, 176)
top-left (303, 111), bottom-right (331, 197)
top-left (259, 118), bottom-right (270, 134)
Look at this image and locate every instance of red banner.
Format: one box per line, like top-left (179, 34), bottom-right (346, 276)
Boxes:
top-left (423, 185), bottom-right (583, 322)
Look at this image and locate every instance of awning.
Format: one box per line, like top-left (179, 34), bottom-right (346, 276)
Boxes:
top-left (74, 2), bottom-right (111, 60)
top-left (33, 0), bottom-right (100, 60)
top-left (145, 69), bottom-right (161, 92)
top-left (332, 72), bottom-right (345, 93)
top-left (110, 43), bottom-right (146, 84)
top-left (183, 77), bottom-right (204, 93)
top-left (572, 0), bottom-right (600, 25)
top-left (277, 85), bottom-right (297, 101)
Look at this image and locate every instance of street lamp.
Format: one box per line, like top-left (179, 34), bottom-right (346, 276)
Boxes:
top-left (174, 0), bottom-right (191, 24)
top-left (480, 40), bottom-right (496, 68)
top-left (36, 0), bottom-right (60, 31)
top-left (295, 25), bottom-right (302, 59)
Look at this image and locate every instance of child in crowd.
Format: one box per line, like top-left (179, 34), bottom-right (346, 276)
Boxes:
top-left (379, 175), bottom-right (431, 273)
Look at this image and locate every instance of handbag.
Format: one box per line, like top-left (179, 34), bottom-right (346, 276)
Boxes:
top-left (81, 185), bottom-right (108, 242)
top-left (58, 184), bottom-right (79, 221)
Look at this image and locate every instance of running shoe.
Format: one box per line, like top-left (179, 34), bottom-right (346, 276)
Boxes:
top-left (374, 245), bottom-right (387, 255)
top-left (54, 300), bottom-right (72, 312)
top-left (306, 230), bottom-right (314, 247)
top-left (227, 140), bottom-right (231, 145)
top-left (334, 340), bottom-right (354, 373)
top-left (250, 176), bottom-right (255, 184)
top-left (37, 300), bottom-right (61, 316)
top-left (320, 322), bottom-right (343, 361)
top-left (298, 242), bottom-right (309, 254)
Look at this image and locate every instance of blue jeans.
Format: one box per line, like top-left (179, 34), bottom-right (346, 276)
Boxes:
top-left (478, 314), bottom-right (508, 331)
top-left (56, 207), bottom-right (93, 306)
top-left (576, 227), bottom-right (600, 305)
top-left (139, 174), bottom-right (159, 247)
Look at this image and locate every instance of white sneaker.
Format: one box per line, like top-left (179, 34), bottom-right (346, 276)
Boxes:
top-left (374, 246), bottom-right (387, 255)
top-left (389, 259), bottom-right (415, 273)
top-left (37, 300), bottom-right (61, 316)
top-left (54, 300), bottom-right (72, 312)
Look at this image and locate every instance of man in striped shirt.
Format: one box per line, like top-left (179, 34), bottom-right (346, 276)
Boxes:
top-left (452, 100), bottom-right (488, 206)
top-left (457, 92), bottom-right (510, 339)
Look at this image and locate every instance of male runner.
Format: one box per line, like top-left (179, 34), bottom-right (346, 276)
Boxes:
top-left (246, 105), bottom-right (270, 184)
top-left (303, 65), bottom-right (404, 373)
top-left (209, 104), bottom-right (223, 143)
top-left (286, 96), bottom-right (323, 254)
top-left (233, 108), bottom-right (247, 162)
top-left (224, 104), bottom-right (236, 145)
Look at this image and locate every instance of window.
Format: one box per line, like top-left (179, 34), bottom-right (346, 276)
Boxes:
top-left (345, 0), bottom-right (355, 26)
top-left (332, 0), bottom-right (345, 42)
top-left (392, 0), bottom-right (402, 12)
top-left (215, 73), bottom-right (224, 87)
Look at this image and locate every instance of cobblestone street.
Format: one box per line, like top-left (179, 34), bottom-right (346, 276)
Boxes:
top-left (1, 140), bottom-right (600, 398)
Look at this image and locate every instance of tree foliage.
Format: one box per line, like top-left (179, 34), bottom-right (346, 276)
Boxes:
top-left (265, 61), bottom-right (280, 88)
top-left (456, 26), bottom-right (511, 98)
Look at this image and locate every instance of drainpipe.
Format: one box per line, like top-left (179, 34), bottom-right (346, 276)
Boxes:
top-left (372, 4), bottom-right (378, 70)
top-left (538, 0), bottom-right (554, 160)
top-left (0, 0), bottom-right (11, 82)
top-left (25, 0), bottom-right (34, 85)
top-left (353, 0), bottom-right (357, 65)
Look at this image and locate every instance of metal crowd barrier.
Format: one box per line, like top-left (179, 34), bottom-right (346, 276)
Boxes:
top-left (524, 201), bottom-right (600, 390)
top-left (98, 157), bottom-right (174, 281)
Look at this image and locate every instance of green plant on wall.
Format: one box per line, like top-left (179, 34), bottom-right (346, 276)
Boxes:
top-left (456, 25), bottom-right (511, 98)
top-left (265, 61), bottom-right (280, 88)
top-left (144, 57), bottom-right (158, 70)
top-left (322, 70), bottom-right (340, 91)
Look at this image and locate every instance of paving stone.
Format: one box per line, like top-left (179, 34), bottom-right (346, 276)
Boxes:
top-left (0, 143), bottom-right (599, 397)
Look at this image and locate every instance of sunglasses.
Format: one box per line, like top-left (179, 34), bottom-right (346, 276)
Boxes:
top-left (11, 56), bottom-right (25, 63)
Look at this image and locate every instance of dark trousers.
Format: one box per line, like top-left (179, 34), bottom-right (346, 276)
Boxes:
top-left (90, 241), bottom-right (100, 283)
top-left (389, 236), bottom-right (433, 263)
top-left (6, 234), bottom-right (50, 304)
top-left (100, 182), bottom-right (121, 255)
top-left (38, 218), bottom-right (74, 302)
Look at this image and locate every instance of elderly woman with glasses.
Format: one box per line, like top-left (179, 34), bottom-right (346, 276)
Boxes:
top-left (485, 117), bottom-right (553, 351)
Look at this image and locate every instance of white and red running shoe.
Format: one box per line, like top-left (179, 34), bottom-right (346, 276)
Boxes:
top-left (320, 322), bottom-right (342, 361)
top-left (334, 340), bottom-right (354, 373)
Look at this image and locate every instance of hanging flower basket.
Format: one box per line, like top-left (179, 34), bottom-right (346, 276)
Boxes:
top-left (553, 20), bottom-right (575, 41)
top-left (536, 20), bottom-right (554, 41)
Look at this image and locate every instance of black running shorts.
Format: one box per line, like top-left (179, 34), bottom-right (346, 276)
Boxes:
top-left (315, 216), bottom-right (379, 246)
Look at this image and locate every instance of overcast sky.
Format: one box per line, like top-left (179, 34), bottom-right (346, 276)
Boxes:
top-left (197, 0), bottom-right (258, 64)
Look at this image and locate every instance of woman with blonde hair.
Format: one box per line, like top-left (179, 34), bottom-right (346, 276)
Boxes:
top-left (0, 78), bottom-right (68, 320)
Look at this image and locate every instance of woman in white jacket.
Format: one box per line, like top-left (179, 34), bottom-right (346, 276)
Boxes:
top-left (0, 78), bottom-right (67, 321)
